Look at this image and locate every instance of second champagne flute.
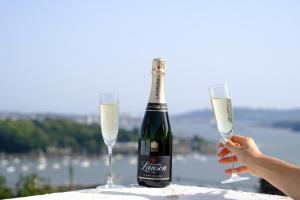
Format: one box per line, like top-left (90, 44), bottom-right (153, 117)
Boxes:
top-left (209, 83), bottom-right (249, 184)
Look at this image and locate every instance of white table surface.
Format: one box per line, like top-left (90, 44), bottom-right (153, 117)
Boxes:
top-left (11, 184), bottom-right (291, 200)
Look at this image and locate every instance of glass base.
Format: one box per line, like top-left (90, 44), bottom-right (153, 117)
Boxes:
top-left (96, 183), bottom-right (123, 190)
top-left (221, 173), bottom-right (249, 184)
top-left (96, 178), bottom-right (123, 190)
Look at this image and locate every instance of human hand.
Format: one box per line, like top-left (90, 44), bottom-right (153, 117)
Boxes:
top-left (218, 135), bottom-right (263, 176)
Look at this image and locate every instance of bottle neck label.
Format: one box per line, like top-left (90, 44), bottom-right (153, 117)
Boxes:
top-left (146, 103), bottom-right (168, 112)
top-left (147, 73), bottom-right (167, 112)
top-left (148, 73), bottom-right (166, 104)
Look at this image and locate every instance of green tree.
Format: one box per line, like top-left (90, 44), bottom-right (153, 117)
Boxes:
top-left (118, 127), bottom-right (139, 142)
top-left (0, 176), bottom-right (13, 199)
top-left (0, 119), bottom-right (139, 154)
top-left (16, 174), bottom-right (54, 197)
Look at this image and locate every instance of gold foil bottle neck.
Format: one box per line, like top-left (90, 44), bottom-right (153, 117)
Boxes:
top-left (152, 58), bottom-right (166, 74)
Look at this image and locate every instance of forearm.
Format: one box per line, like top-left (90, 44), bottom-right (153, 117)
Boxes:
top-left (254, 155), bottom-right (300, 199)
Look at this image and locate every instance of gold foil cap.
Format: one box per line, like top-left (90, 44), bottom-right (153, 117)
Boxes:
top-left (152, 58), bottom-right (166, 74)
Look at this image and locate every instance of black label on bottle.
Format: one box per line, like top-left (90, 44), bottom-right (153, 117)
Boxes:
top-left (146, 103), bottom-right (168, 112)
top-left (138, 155), bottom-right (171, 180)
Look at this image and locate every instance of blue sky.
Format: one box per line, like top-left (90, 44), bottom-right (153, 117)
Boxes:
top-left (0, 0), bottom-right (300, 115)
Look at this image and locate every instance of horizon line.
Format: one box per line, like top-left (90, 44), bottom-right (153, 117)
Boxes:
top-left (2, 106), bottom-right (300, 116)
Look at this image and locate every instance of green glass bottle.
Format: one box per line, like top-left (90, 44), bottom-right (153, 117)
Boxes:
top-left (137, 58), bottom-right (173, 187)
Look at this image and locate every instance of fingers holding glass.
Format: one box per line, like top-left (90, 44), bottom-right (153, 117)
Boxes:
top-left (224, 166), bottom-right (249, 175)
top-left (217, 147), bottom-right (231, 157)
top-left (218, 155), bottom-right (238, 164)
top-left (230, 135), bottom-right (246, 145)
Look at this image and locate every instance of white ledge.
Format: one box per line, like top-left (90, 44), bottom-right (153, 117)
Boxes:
top-left (11, 184), bottom-right (291, 200)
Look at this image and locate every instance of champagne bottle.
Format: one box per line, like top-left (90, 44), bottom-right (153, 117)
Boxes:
top-left (137, 58), bottom-right (173, 187)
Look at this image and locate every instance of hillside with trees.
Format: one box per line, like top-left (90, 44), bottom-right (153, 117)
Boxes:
top-left (0, 119), bottom-right (138, 154)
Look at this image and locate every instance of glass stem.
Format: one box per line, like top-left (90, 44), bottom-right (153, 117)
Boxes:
top-left (230, 153), bottom-right (235, 175)
top-left (107, 145), bottom-right (113, 184)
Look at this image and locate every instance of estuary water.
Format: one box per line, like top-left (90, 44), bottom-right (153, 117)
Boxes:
top-left (1, 121), bottom-right (300, 192)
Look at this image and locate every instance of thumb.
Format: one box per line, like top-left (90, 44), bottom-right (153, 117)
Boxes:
top-left (225, 140), bottom-right (240, 153)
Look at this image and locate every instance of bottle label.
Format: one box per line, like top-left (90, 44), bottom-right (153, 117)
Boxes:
top-left (146, 103), bottom-right (168, 112)
top-left (138, 155), bottom-right (171, 180)
top-left (148, 73), bottom-right (166, 104)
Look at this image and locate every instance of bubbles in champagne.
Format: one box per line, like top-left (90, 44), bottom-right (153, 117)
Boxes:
top-left (211, 97), bottom-right (233, 140)
top-left (100, 104), bottom-right (119, 145)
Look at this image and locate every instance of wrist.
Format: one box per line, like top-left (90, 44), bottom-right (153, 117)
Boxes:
top-left (250, 153), bottom-right (266, 177)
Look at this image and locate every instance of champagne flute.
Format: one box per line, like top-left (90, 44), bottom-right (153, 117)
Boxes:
top-left (97, 93), bottom-right (122, 189)
top-left (209, 83), bottom-right (249, 184)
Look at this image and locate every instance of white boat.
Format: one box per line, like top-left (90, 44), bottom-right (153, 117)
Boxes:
top-left (37, 163), bottom-right (47, 171)
top-left (103, 155), bottom-right (114, 166)
top-left (177, 155), bottom-right (187, 162)
top-left (175, 155), bottom-right (185, 161)
top-left (1, 159), bottom-right (9, 168)
top-left (36, 152), bottom-right (47, 171)
top-left (13, 157), bottom-right (21, 164)
top-left (81, 160), bottom-right (91, 168)
top-left (129, 158), bottom-right (137, 165)
top-left (21, 164), bottom-right (29, 172)
top-left (192, 153), bottom-right (207, 162)
top-left (199, 155), bottom-right (207, 162)
top-left (38, 156), bottom-right (47, 164)
top-left (52, 163), bottom-right (61, 170)
top-left (6, 165), bottom-right (16, 173)
top-left (115, 154), bottom-right (123, 160)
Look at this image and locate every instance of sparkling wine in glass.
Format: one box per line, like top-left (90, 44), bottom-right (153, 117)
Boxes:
top-left (209, 83), bottom-right (249, 184)
top-left (97, 93), bottom-right (122, 189)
